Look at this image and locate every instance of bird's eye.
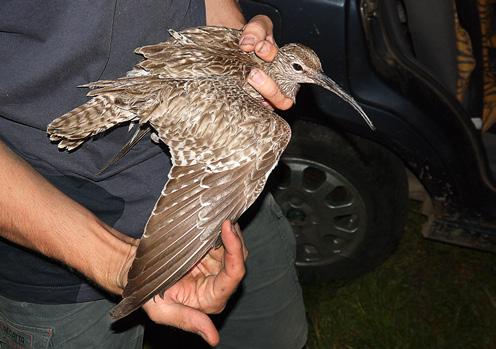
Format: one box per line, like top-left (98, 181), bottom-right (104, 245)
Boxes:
top-left (292, 63), bottom-right (303, 72)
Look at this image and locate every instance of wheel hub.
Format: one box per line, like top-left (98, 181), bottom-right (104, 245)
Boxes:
top-left (286, 207), bottom-right (307, 225)
top-left (271, 157), bottom-right (367, 267)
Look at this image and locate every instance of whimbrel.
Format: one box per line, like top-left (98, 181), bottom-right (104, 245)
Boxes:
top-left (47, 26), bottom-right (374, 320)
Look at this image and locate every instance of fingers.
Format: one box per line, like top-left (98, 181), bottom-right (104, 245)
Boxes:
top-left (240, 15), bottom-right (277, 62)
top-left (241, 15), bottom-right (294, 110)
top-left (220, 221), bottom-right (246, 279)
top-left (195, 247), bottom-right (224, 277)
top-left (195, 222), bottom-right (248, 278)
top-left (208, 221), bottom-right (246, 300)
top-left (253, 39), bottom-right (278, 62)
top-left (233, 223), bottom-right (248, 260)
top-left (247, 69), bottom-right (294, 110)
top-left (144, 302), bottom-right (219, 346)
top-left (141, 222), bottom-right (248, 346)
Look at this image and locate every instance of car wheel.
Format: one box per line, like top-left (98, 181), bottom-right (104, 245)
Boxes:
top-left (270, 120), bottom-right (408, 282)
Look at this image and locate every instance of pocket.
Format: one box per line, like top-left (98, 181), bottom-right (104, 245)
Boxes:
top-left (0, 315), bottom-right (53, 349)
top-left (266, 193), bottom-right (285, 219)
top-left (266, 194), bottom-right (298, 272)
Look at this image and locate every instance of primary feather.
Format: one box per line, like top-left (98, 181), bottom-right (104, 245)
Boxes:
top-left (47, 26), bottom-right (372, 320)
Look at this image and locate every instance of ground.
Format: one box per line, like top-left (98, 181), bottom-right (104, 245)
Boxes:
top-left (145, 202), bottom-right (496, 348)
top-left (304, 202), bottom-right (496, 349)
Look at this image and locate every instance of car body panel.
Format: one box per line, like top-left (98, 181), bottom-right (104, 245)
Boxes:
top-left (240, 0), bottom-right (496, 248)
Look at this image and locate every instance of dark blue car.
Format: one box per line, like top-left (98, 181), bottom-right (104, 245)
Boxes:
top-left (242, 0), bottom-right (496, 281)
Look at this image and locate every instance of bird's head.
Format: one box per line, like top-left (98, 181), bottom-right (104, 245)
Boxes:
top-left (270, 43), bottom-right (375, 130)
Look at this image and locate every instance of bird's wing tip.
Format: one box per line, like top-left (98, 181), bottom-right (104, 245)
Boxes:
top-left (109, 298), bottom-right (135, 321)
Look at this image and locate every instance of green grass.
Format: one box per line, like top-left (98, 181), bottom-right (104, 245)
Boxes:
top-left (145, 204), bottom-right (496, 348)
top-left (304, 204), bottom-right (496, 349)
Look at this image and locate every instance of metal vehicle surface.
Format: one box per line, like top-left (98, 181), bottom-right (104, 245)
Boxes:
top-left (241, 0), bottom-right (496, 281)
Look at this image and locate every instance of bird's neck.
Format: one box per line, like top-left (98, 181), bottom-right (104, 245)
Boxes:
top-left (264, 58), bottom-right (300, 103)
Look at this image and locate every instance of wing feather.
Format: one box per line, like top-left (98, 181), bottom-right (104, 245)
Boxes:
top-left (129, 27), bottom-right (258, 80)
top-left (110, 77), bottom-right (291, 320)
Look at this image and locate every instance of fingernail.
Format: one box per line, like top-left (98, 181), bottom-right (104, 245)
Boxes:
top-left (248, 69), bottom-right (265, 85)
top-left (197, 331), bottom-right (207, 342)
top-left (240, 36), bottom-right (255, 47)
top-left (233, 223), bottom-right (242, 237)
top-left (257, 42), bottom-right (269, 54)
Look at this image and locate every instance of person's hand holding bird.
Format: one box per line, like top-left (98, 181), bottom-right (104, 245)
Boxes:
top-left (47, 14), bottom-right (373, 345)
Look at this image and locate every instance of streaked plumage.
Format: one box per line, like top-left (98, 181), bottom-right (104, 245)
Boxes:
top-left (47, 26), bottom-right (374, 320)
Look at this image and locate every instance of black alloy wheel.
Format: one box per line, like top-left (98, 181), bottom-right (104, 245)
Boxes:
top-left (270, 120), bottom-right (409, 282)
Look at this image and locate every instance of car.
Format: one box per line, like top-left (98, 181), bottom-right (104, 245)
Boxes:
top-left (241, 0), bottom-right (496, 282)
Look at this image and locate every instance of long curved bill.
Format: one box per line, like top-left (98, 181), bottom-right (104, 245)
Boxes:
top-left (314, 73), bottom-right (376, 130)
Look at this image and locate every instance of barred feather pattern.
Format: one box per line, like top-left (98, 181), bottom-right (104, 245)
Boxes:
top-left (47, 25), bottom-right (370, 320)
top-left (110, 77), bottom-right (290, 319)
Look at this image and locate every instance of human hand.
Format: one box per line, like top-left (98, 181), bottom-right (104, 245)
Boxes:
top-left (241, 15), bottom-right (294, 110)
top-left (142, 221), bottom-right (247, 346)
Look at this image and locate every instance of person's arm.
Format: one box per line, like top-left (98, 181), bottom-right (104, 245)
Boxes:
top-left (0, 140), bottom-right (135, 295)
top-left (0, 139), bottom-right (246, 345)
top-left (205, 0), bottom-right (245, 29)
top-left (205, 0), bottom-right (294, 110)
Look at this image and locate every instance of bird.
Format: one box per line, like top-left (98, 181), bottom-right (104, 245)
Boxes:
top-left (47, 26), bottom-right (374, 320)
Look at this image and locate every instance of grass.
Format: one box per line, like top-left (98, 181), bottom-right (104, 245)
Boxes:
top-left (304, 203), bottom-right (496, 349)
top-left (146, 203), bottom-right (496, 348)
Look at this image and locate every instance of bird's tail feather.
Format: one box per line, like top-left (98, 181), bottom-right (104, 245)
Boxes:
top-left (47, 96), bottom-right (136, 151)
top-left (96, 126), bottom-right (150, 175)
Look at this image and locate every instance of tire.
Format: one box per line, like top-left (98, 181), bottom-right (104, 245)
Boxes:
top-left (269, 120), bottom-right (408, 282)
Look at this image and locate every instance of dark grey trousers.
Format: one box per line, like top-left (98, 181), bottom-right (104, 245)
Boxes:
top-left (0, 194), bottom-right (307, 348)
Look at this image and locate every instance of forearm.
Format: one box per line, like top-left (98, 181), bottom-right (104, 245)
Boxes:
top-left (205, 0), bottom-right (246, 28)
top-left (0, 141), bottom-right (134, 295)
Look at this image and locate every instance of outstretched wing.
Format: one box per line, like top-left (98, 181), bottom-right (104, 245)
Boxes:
top-left (138, 26), bottom-right (242, 55)
top-left (47, 26), bottom-right (263, 153)
top-left (128, 26), bottom-right (261, 80)
top-left (110, 78), bottom-right (291, 319)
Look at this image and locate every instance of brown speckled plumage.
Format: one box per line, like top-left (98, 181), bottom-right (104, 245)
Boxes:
top-left (47, 26), bottom-right (374, 320)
